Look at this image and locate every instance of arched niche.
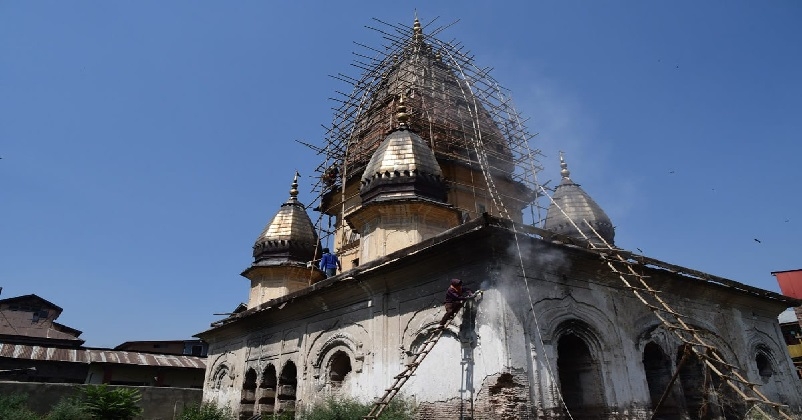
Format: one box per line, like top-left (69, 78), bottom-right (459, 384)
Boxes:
top-left (554, 319), bottom-right (607, 418)
top-left (239, 367), bottom-right (257, 420)
top-left (257, 364), bottom-right (277, 415)
top-left (328, 350), bottom-right (353, 387)
top-left (211, 363), bottom-right (232, 390)
top-left (277, 361), bottom-right (298, 415)
top-left (310, 332), bottom-right (365, 381)
top-left (642, 341), bottom-right (681, 419)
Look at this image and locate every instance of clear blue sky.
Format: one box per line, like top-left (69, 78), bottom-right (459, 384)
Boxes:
top-left (2, 2), bottom-right (800, 348)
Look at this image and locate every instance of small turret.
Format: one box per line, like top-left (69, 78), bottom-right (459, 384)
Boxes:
top-left (244, 173), bottom-right (324, 307)
top-left (345, 97), bottom-right (461, 264)
top-left (543, 153), bottom-right (615, 246)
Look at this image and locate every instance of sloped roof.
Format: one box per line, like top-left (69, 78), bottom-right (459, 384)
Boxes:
top-left (0, 310), bottom-right (83, 344)
top-left (200, 214), bottom-right (797, 337)
top-left (0, 294), bottom-right (63, 315)
top-left (0, 343), bottom-right (205, 369)
top-left (0, 294), bottom-right (83, 345)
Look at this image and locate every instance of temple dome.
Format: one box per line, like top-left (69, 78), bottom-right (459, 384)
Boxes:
top-left (360, 100), bottom-right (446, 203)
top-left (253, 173), bottom-right (320, 264)
top-left (543, 155), bottom-right (615, 246)
top-left (344, 18), bottom-right (513, 179)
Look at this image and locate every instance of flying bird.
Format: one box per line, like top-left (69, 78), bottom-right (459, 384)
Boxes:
top-left (754, 238), bottom-right (762, 243)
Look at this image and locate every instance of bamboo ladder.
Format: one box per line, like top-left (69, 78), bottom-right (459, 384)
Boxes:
top-left (581, 220), bottom-right (792, 420)
top-left (361, 303), bottom-right (470, 420)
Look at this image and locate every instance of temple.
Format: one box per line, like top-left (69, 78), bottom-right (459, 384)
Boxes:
top-left (196, 17), bottom-right (802, 419)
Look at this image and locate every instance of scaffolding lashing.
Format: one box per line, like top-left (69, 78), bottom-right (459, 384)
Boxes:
top-left (299, 17), bottom-right (547, 249)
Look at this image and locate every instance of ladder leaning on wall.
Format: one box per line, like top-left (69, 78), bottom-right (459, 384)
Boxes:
top-left (578, 220), bottom-right (793, 420)
top-left (362, 297), bottom-right (479, 420)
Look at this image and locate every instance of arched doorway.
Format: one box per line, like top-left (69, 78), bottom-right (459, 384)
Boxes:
top-left (557, 330), bottom-right (605, 418)
top-left (240, 367), bottom-right (257, 420)
top-left (643, 342), bottom-right (681, 419)
top-left (278, 361), bottom-right (298, 415)
top-left (258, 364), bottom-right (277, 415)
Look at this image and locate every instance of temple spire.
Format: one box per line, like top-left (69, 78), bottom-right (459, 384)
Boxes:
top-left (396, 94), bottom-right (409, 129)
top-left (559, 151), bottom-right (571, 181)
top-left (288, 171), bottom-right (300, 202)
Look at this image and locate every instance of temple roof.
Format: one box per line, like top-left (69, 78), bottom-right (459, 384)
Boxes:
top-left (359, 97), bottom-right (447, 203)
top-left (345, 18), bottom-right (513, 179)
top-left (252, 173), bottom-right (320, 264)
top-left (362, 129), bottom-right (442, 182)
top-left (543, 154), bottom-right (615, 246)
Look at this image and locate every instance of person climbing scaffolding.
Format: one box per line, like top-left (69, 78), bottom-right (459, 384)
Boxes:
top-left (439, 278), bottom-right (479, 327)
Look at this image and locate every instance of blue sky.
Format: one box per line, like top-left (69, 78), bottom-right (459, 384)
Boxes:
top-left (2, 2), bottom-right (800, 348)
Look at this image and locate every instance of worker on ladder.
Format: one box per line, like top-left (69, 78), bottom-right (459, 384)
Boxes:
top-left (439, 278), bottom-right (477, 327)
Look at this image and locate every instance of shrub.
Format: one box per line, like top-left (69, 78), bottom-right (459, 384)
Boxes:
top-left (0, 393), bottom-right (39, 420)
top-left (372, 398), bottom-right (415, 420)
top-left (275, 411), bottom-right (297, 420)
top-left (298, 398), bottom-right (368, 420)
top-left (298, 397), bottom-right (414, 420)
top-left (81, 384), bottom-right (143, 420)
top-left (178, 402), bottom-right (235, 420)
top-left (45, 397), bottom-right (88, 420)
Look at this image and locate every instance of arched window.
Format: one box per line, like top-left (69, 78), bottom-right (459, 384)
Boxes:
top-left (642, 342), bottom-right (680, 419)
top-left (557, 329), bottom-right (605, 418)
top-left (277, 361), bottom-right (298, 415)
top-left (240, 368), bottom-right (257, 420)
top-left (258, 364), bottom-right (277, 415)
top-left (755, 352), bottom-right (774, 383)
top-left (329, 350), bottom-right (352, 386)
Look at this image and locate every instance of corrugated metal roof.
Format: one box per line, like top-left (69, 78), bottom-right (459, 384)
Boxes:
top-left (0, 343), bottom-right (206, 369)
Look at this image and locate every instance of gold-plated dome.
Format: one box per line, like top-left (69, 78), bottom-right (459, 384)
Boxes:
top-left (359, 97), bottom-right (446, 203)
top-left (360, 128), bottom-right (445, 203)
top-left (253, 172), bottom-right (320, 263)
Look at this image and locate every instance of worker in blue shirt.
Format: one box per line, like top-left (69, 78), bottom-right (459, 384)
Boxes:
top-left (319, 248), bottom-right (341, 278)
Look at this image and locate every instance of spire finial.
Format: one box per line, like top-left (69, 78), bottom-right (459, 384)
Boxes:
top-left (559, 152), bottom-right (571, 179)
top-left (289, 171), bottom-right (299, 200)
top-left (413, 15), bottom-right (423, 43)
top-left (397, 94), bottom-right (409, 128)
